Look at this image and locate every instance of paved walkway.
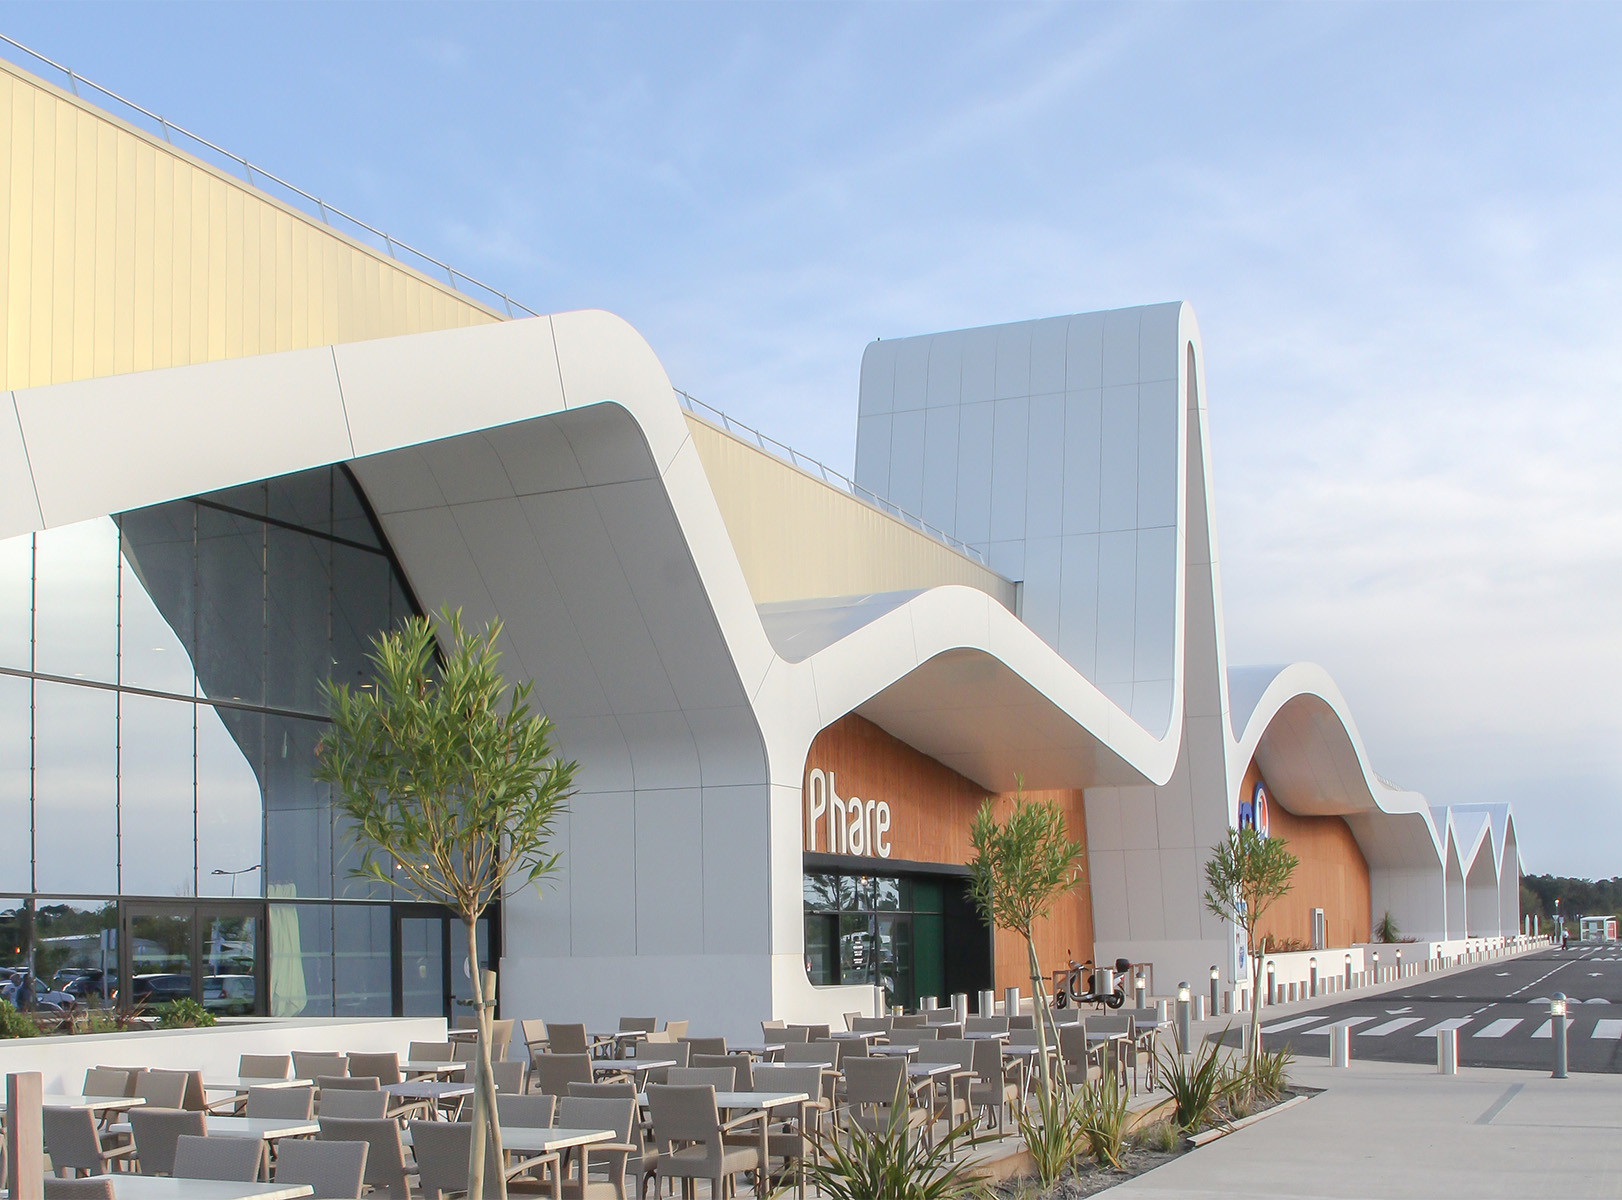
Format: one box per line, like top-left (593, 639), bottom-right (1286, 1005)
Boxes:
top-left (1105, 1056), bottom-right (1622, 1198)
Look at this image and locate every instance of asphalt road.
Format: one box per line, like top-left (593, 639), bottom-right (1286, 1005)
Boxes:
top-left (1221, 944), bottom-right (1622, 1074)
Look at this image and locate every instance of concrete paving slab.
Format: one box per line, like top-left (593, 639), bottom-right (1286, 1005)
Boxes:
top-left (1102, 1057), bottom-right (1622, 1198)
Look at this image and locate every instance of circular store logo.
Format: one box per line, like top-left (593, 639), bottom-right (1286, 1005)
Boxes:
top-left (1238, 780), bottom-right (1271, 838)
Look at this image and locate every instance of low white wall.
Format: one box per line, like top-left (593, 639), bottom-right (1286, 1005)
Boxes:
top-left (0, 1016), bottom-right (446, 1096)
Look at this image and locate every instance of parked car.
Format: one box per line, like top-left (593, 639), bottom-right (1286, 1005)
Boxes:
top-left (0, 974), bottom-right (74, 1010)
top-left (203, 974), bottom-right (255, 1015)
top-left (62, 974), bottom-right (115, 1002)
top-left (122, 973), bottom-right (192, 1006)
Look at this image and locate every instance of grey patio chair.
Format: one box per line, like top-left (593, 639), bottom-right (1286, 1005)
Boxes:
top-left (842, 1012), bottom-right (862, 1032)
top-left (132, 1070), bottom-right (189, 1110)
top-left (691, 1054), bottom-right (753, 1090)
top-left (785, 1025), bottom-right (829, 1043)
top-left (247, 1084), bottom-right (315, 1120)
top-left (850, 1016), bottom-right (893, 1035)
top-left (492, 1059), bottom-right (528, 1095)
top-left (665, 1067), bottom-right (736, 1090)
top-left (773, 1025), bottom-right (809, 1044)
top-left (317, 1116), bottom-right (411, 1198)
top-left (1086, 1014), bottom-right (1139, 1093)
top-left (620, 1016), bottom-right (657, 1033)
top-left (964, 1016), bottom-right (1009, 1035)
top-left (239, 1053), bottom-right (292, 1079)
top-left (319, 1089), bottom-right (390, 1119)
top-left (969, 1037), bottom-right (1021, 1134)
top-left (930, 1023), bottom-right (965, 1040)
top-left (565, 1083), bottom-right (653, 1199)
top-left (408, 1119), bottom-right (505, 1200)
top-left (1008, 1014), bottom-right (1036, 1030)
top-left (451, 1040), bottom-right (479, 1064)
top-left (661, 1021), bottom-right (689, 1040)
top-left (557, 1095), bottom-right (638, 1200)
top-left (782, 1044), bottom-right (836, 1068)
top-left (546, 1023), bottom-right (592, 1057)
top-left (1057, 1022), bottom-right (1102, 1087)
top-left (347, 1052), bottom-right (404, 1086)
top-left (679, 1036), bottom-right (727, 1057)
top-left (42, 1106), bottom-right (135, 1177)
top-left (911, 1040), bottom-right (975, 1147)
top-left (173, 1133), bottom-right (263, 1182)
top-left (292, 1053), bottom-right (348, 1080)
top-left (567, 1082), bottom-right (637, 1100)
top-left (749, 1065), bottom-right (822, 1192)
top-left (646, 1084), bottom-right (764, 1200)
top-left (81, 1068), bottom-right (132, 1098)
top-left (318, 1075), bottom-right (381, 1095)
top-left (842, 1058), bottom-right (930, 1146)
top-left (497, 1092), bottom-right (557, 1127)
top-left (534, 1053), bottom-right (594, 1097)
top-left (274, 1138), bottom-right (368, 1200)
top-left (521, 1019), bottom-right (551, 1064)
top-left (128, 1108), bottom-right (206, 1176)
top-left (42, 1179), bottom-right (116, 1200)
top-left (891, 1014), bottom-right (927, 1029)
top-left (409, 1040), bottom-right (455, 1063)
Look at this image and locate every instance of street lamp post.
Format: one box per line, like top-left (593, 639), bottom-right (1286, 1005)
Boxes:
top-left (210, 865), bottom-right (261, 898)
top-left (1209, 965), bottom-right (1219, 1016)
top-left (1176, 982), bottom-right (1192, 1055)
top-left (1551, 994), bottom-right (1569, 1078)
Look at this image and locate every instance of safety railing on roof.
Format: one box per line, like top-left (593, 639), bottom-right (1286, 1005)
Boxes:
top-left (674, 388), bottom-right (990, 567)
top-left (0, 34), bottom-right (539, 320)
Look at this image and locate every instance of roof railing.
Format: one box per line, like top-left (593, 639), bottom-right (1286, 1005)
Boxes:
top-left (0, 34), bottom-right (538, 321)
top-left (674, 388), bottom-right (990, 567)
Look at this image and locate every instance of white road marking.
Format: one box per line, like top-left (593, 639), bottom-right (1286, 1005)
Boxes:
top-left (1296, 1015), bottom-right (1377, 1036)
top-left (1417, 1018), bottom-right (1473, 1037)
top-left (1360, 1017), bottom-right (1422, 1037)
top-left (1260, 1014), bottom-right (1329, 1034)
top-left (1591, 1021), bottom-right (1622, 1040)
top-left (1473, 1019), bottom-right (1521, 1038)
top-left (1531, 1021), bottom-right (1552, 1038)
top-left (1385, 1007), bottom-right (1413, 1014)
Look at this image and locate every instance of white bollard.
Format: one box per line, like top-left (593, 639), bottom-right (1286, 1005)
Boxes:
top-left (1437, 1028), bottom-right (1458, 1075)
top-left (1330, 1025), bottom-right (1350, 1068)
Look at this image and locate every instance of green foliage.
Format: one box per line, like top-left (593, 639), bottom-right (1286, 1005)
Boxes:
top-left (807, 1104), bottom-right (987, 1200)
top-left (0, 999), bottom-right (39, 1038)
top-left (1375, 911), bottom-right (1400, 943)
top-left (1247, 1044), bottom-right (1293, 1103)
top-left (1076, 1077), bottom-right (1128, 1170)
top-left (1155, 1031), bottom-right (1236, 1134)
top-left (1521, 874), bottom-right (1622, 922)
top-left (74, 1008), bottom-right (122, 1034)
top-left (316, 607), bottom-right (578, 1200)
top-left (968, 779), bottom-right (1084, 1100)
top-left (153, 997), bottom-right (216, 1029)
top-left (315, 607), bottom-right (577, 918)
top-left (1014, 1083), bottom-right (1086, 1187)
top-left (1134, 1121), bottom-right (1179, 1154)
top-left (1202, 827), bottom-right (1299, 1066)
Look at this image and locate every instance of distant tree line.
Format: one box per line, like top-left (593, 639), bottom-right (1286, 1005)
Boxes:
top-left (1522, 874), bottom-right (1622, 923)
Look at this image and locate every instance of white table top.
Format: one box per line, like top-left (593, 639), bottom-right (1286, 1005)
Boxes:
top-left (1001, 1044), bottom-right (1041, 1056)
top-left (594, 1058), bottom-right (676, 1074)
top-left (49, 1179), bottom-right (312, 1200)
top-left (384, 1080), bottom-right (474, 1099)
top-left (727, 1043), bottom-right (785, 1055)
top-left (965, 1031), bottom-right (1010, 1040)
top-left (202, 1078), bottom-right (312, 1093)
top-left (868, 1044), bottom-right (918, 1056)
top-left (205, 1115), bottom-right (320, 1140)
top-left (906, 1063), bottom-right (957, 1078)
top-left (400, 1061), bottom-right (465, 1076)
top-left (639, 1090), bottom-right (807, 1110)
top-left (3, 1093), bottom-right (148, 1113)
top-left (404, 1125), bottom-right (616, 1154)
top-left (830, 1030), bottom-right (879, 1040)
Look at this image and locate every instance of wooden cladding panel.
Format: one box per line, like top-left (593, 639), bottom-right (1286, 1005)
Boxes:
top-left (1244, 762), bottom-right (1372, 949)
top-left (804, 714), bottom-right (1093, 995)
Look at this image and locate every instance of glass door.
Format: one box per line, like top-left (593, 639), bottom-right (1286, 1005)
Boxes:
top-left (392, 905), bottom-right (499, 1019)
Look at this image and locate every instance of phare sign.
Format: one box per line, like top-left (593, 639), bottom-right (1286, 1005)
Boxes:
top-left (805, 768), bottom-right (892, 858)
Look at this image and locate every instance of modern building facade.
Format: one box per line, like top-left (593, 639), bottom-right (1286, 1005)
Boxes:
top-left (0, 54), bottom-right (1518, 1033)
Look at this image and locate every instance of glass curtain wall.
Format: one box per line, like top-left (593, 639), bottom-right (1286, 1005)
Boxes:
top-left (0, 464), bottom-right (416, 1016)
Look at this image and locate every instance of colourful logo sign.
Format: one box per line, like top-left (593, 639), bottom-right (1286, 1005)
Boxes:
top-left (1238, 780), bottom-right (1271, 838)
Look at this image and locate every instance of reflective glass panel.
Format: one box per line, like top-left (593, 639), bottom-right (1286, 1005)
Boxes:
top-left (201, 911), bottom-right (259, 1015)
top-left (0, 674), bottom-right (29, 892)
top-left (331, 468), bottom-right (382, 549)
top-left (118, 692), bottom-right (196, 897)
top-left (266, 468), bottom-right (332, 538)
top-left (33, 681), bottom-right (117, 896)
top-left (0, 531), bottom-right (30, 670)
top-left (127, 909), bottom-right (192, 1005)
top-left (334, 805), bottom-right (391, 902)
top-left (838, 913), bottom-right (872, 983)
top-left (329, 543), bottom-right (393, 698)
top-left (802, 873), bottom-right (842, 913)
top-left (268, 894), bottom-right (329, 1017)
top-left (118, 508), bottom-right (197, 696)
top-left (197, 702), bottom-right (264, 898)
top-left (449, 915), bottom-right (493, 1014)
top-left (195, 507), bottom-right (265, 707)
top-left (873, 877), bottom-right (901, 911)
top-left (33, 519), bottom-right (118, 684)
top-left (265, 525), bottom-right (330, 714)
top-left (399, 916), bottom-right (445, 1017)
top-left (32, 900), bottom-right (118, 1004)
top-left (334, 904), bottom-right (391, 1017)
top-left (263, 714), bottom-right (331, 900)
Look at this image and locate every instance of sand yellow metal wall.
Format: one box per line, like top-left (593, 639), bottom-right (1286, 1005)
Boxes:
top-left (685, 413), bottom-right (1017, 610)
top-left (0, 61), bottom-right (499, 393)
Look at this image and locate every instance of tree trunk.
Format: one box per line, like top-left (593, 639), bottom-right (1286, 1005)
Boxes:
top-left (1247, 922), bottom-right (1264, 1073)
top-left (1025, 935), bottom-right (1064, 1100)
top-left (464, 916), bottom-right (507, 1200)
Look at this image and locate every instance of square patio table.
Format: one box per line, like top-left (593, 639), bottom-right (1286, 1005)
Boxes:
top-left (383, 1079), bottom-right (473, 1119)
top-left (868, 1043), bottom-right (918, 1057)
top-left (0, 1094), bottom-right (147, 1115)
top-left (639, 1091), bottom-right (808, 1200)
top-left (402, 1124), bottom-right (615, 1200)
top-left (400, 1060), bottom-right (466, 1079)
top-left (96, 1179), bottom-right (312, 1200)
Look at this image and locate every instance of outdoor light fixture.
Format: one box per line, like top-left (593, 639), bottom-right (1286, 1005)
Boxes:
top-left (210, 864), bottom-right (260, 898)
top-left (1209, 965), bottom-right (1220, 1015)
top-left (1550, 995), bottom-right (1567, 1018)
top-left (1175, 981), bottom-right (1192, 1054)
top-left (1551, 993), bottom-right (1569, 1079)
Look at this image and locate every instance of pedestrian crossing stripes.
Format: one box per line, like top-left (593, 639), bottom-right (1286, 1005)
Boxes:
top-left (1359, 1017), bottom-right (1421, 1036)
top-left (1592, 1020), bottom-right (1622, 1039)
top-left (1298, 1015), bottom-right (1377, 1036)
top-left (1417, 1018), bottom-right (1473, 1037)
top-left (1259, 1015), bottom-right (1328, 1034)
top-left (1473, 1019), bottom-right (1522, 1038)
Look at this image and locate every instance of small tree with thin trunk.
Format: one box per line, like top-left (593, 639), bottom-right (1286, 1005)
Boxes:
top-left (967, 780), bottom-right (1084, 1103)
top-left (1202, 826), bottom-right (1299, 1070)
top-left (316, 607), bottom-right (576, 1200)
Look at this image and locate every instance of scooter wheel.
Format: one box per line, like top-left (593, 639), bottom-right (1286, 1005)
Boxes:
top-left (1107, 992), bottom-right (1124, 1009)
top-left (1054, 991), bottom-right (1069, 1009)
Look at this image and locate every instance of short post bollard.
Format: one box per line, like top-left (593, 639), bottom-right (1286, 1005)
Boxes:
top-left (1345, 953), bottom-right (1352, 990)
top-left (1372, 951), bottom-right (1380, 983)
top-left (1134, 972), bottom-right (1147, 1009)
top-left (1004, 985), bottom-right (1021, 1019)
top-left (1437, 1028), bottom-right (1458, 1075)
top-left (1396, 948), bottom-right (1402, 978)
top-left (1210, 965), bottom-right (1220, 1017)
top-left (951, 992), bottom-right (968, 1025)
top-left (1310, 956), bottom-right (1318, 998)
top-left (1266, 962), bottom-right (1276, 1006)
top-left (1552, 994), bottom-right (1569, 1079)
top-left (1176, 982), bottom-right (1192, 1054)
top-left (978, 989), bottom-right (996, 1018)
top-left (1330, 1024), bottom-right (1350, 1067)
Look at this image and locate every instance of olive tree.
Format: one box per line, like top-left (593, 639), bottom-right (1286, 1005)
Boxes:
top-left (1202, 826), bottom-right (1299, 1068)
top-left (967, 781), bottom-right (1084, 1101)
top-left (316, 607), bottom-right (576, 1200)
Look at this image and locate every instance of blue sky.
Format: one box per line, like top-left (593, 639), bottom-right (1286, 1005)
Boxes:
top-left (7, 2), bottom-right (1618, 877)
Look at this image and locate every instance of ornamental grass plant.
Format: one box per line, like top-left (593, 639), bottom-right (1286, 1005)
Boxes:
top-left (807, 1104), bottom-right (989, 1200)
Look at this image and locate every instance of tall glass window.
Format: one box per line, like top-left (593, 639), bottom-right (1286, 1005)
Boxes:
top-left (0, 464), bottom-right (422, 1017)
